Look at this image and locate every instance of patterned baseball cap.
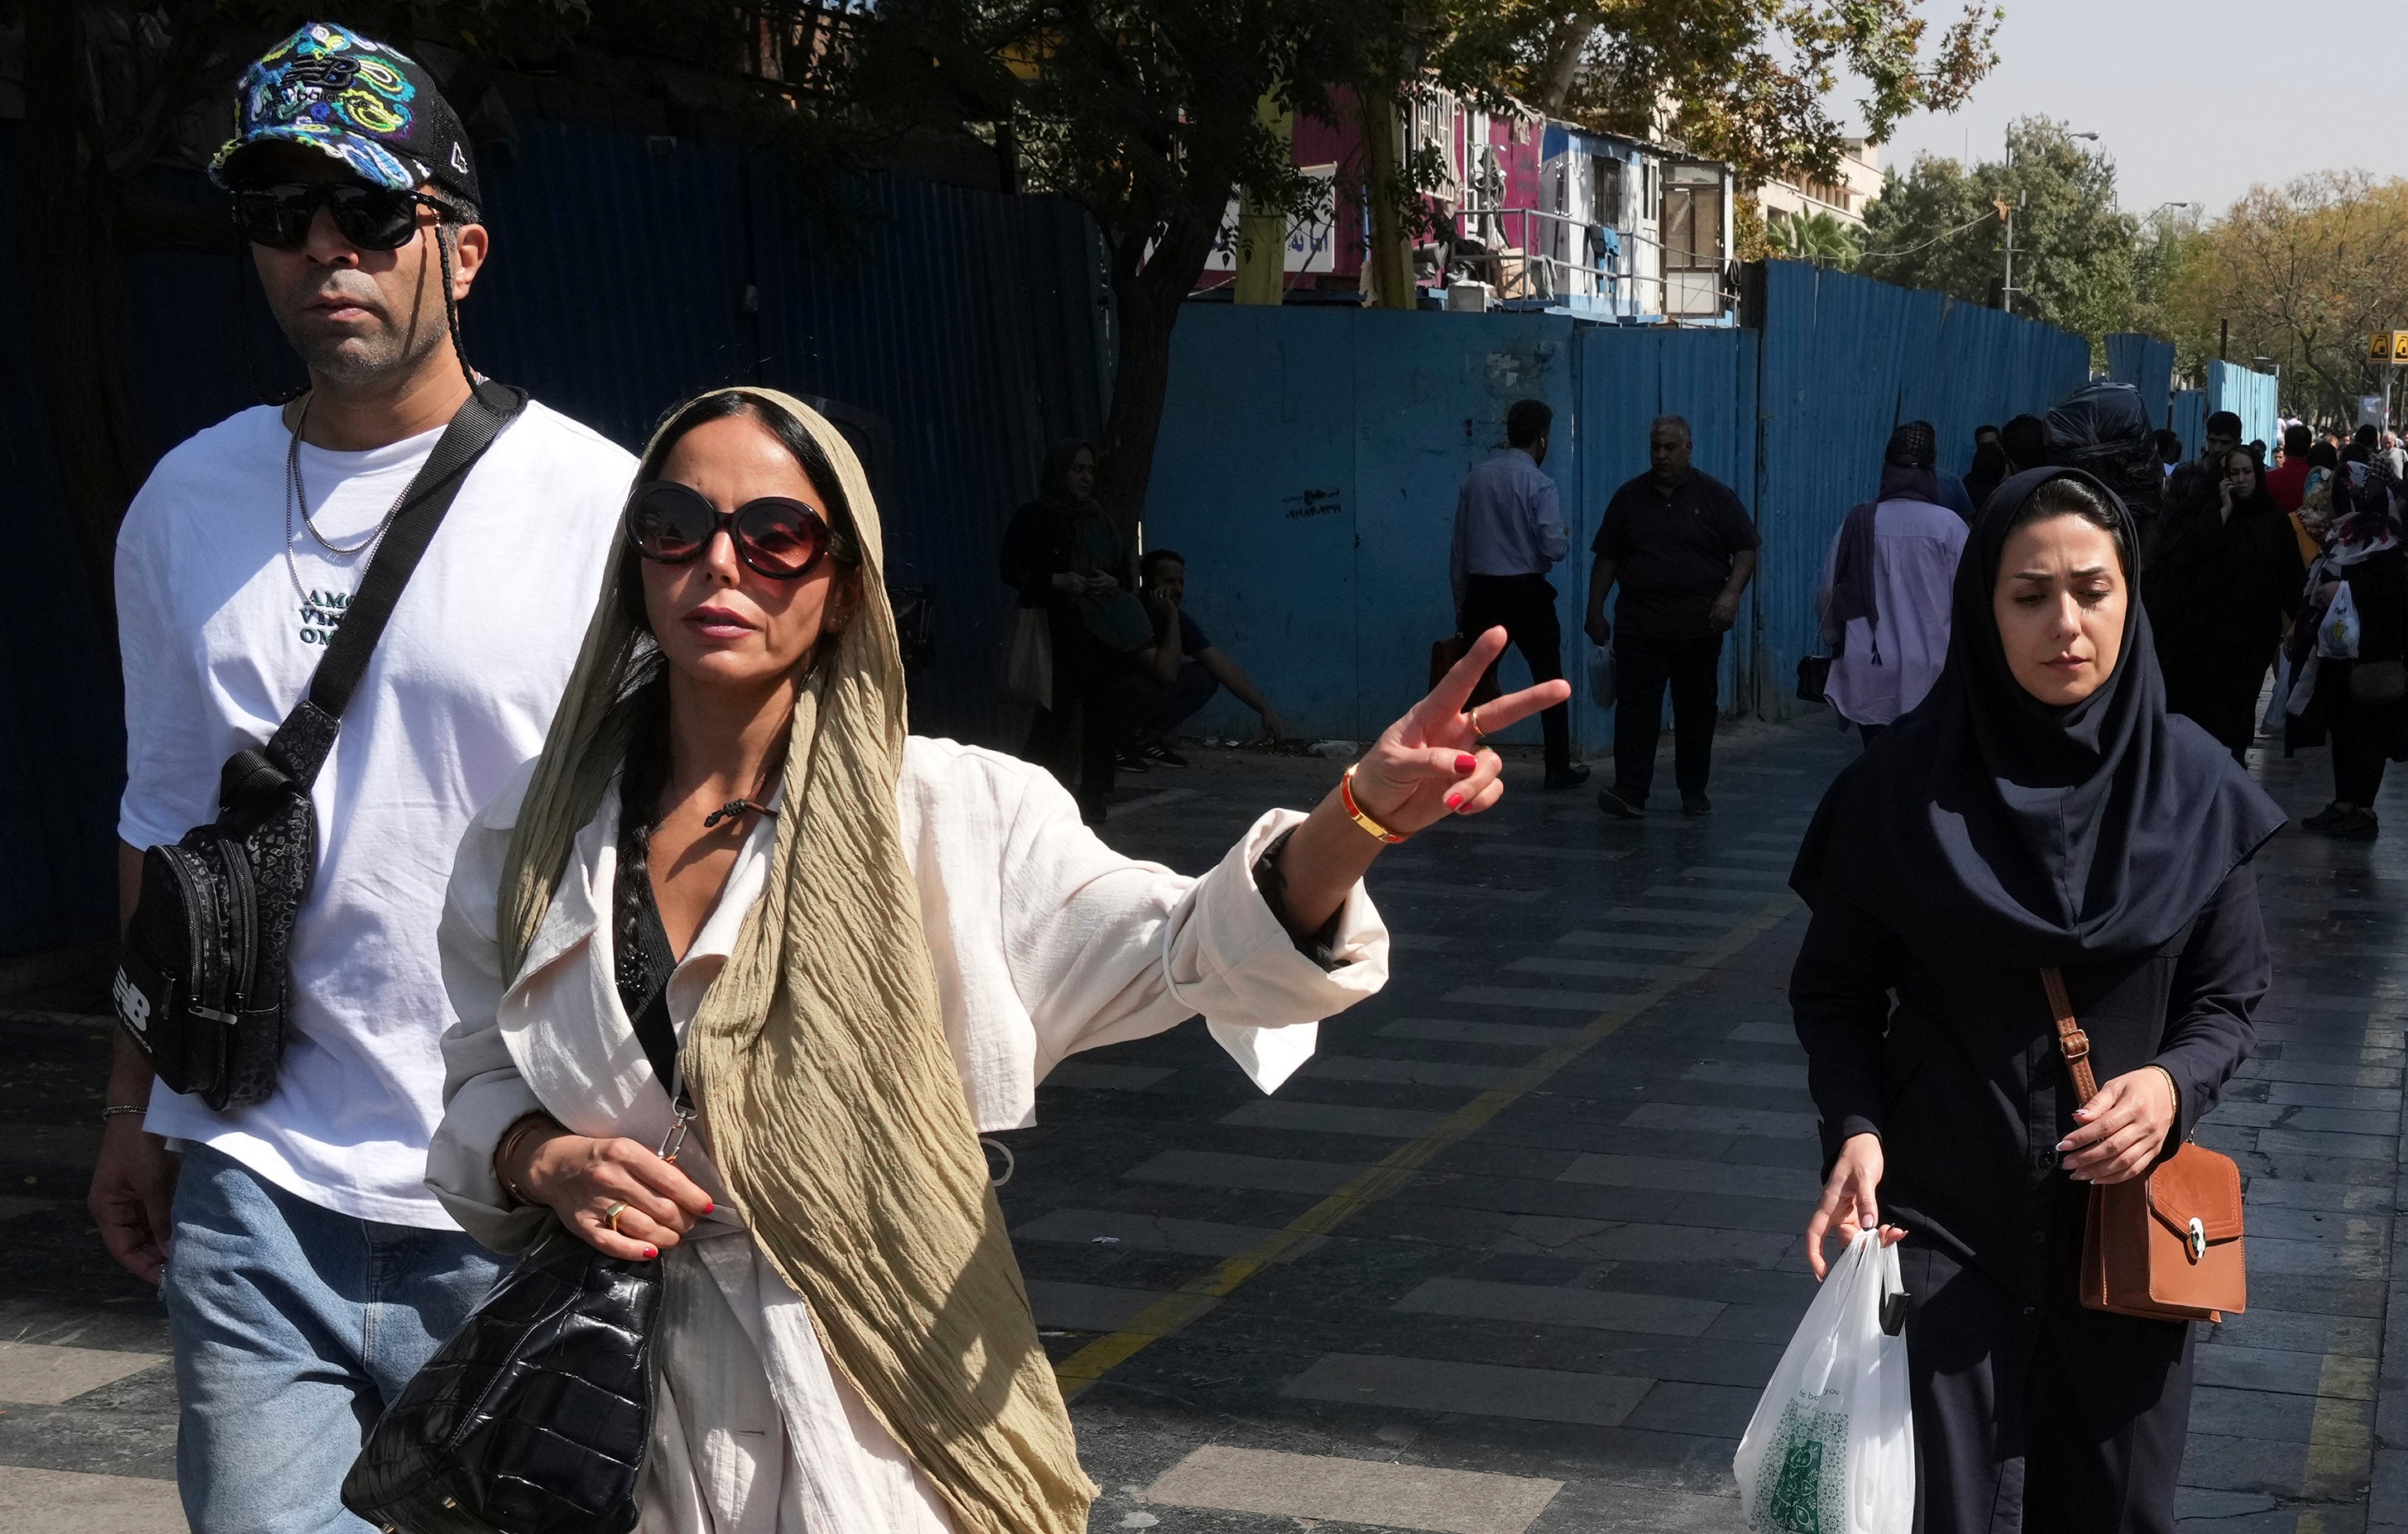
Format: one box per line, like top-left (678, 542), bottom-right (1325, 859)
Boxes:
top-left (209, 22), bottom-right (481, 208)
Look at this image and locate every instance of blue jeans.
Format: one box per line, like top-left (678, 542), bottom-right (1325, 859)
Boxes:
top-left (163, 1144), bottom-right (501, 1534)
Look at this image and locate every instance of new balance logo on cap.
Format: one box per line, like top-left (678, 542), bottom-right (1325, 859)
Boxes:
top-left (452, 141), bottom-right (470, 176)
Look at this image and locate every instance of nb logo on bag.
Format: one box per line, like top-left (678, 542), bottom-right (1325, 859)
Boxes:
top-left (112, 968), bottom-right (151, 1035)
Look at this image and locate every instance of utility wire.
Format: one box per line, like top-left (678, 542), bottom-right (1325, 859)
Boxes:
top-left (1855, 207), bottom-right (2001, 261)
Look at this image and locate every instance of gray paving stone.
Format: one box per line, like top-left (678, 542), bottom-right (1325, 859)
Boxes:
top-left (1621, 1103), bottom-right (1818, 1141)
top-left (2246, 1205), bottom-right (2391, 1245)
top-left (1619, 1380), bottom-right (1759, 1438)
top-left (1554, 932), bottom-right (1712, 953)
top-left (1027, 1279), bottom-right (1204, 1332)
top-left (1381, 1017), bottom-right (1581, 1048)
top-left (1682, 1060), bottom-right (1807, 1089)
top-left (1568, 1223), bottom-right (1799, 1269)
top-left (1143, 1445), bottom-right (1565, 1534)
top-left (1281, 1354), bottom-right (1654, 1428)
top-left (1639, 886), bottom-right (1772, 905)
top-left (1123, 1149), bottom-right (1364, 1196)
top-left (1585, 908), bottom-right (1749, 928)
top-left (1446, 985), bottom-right (1631, 1011)
top-left (1393, 1278), bottom-right (1726, 1338)
top-left (1676, 866), bottom-right (1788, 885)
top-left (1220, 1100), bottom-right (1452, 1140)
top-left (1502, 956), bottom-right (1678, 981)
top-left (2206, 1309), bottom-right (2383, 1360)
top-left (2196, 1342), bottom-right (2375, 1398)
top-left (1723, 1020), bottom-right (1798, 1046)
top-left (2257, 1127), bottom-right (2399, 1161)
top-left (1044, 1061), bottom-right (1176, 1092)
top-left (2291, 1107), bottom-right (2406, 1136)
top-left (1306, 1056), bottom-right (1525, 1090)
top-left (2267, 1081), bottom-right (2408, 1111)
top-left (1556, 1154), bottom-right (1821, 1202)
top-left (2238, 1059), bottom-right (2403, 1087)
top-left (1013, 1208), bottom-right (1327, 1261)
top-left (1377, 879), bottom-right (1551, 904)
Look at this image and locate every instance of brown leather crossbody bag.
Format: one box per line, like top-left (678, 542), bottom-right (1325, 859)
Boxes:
top-left (2042, 967), bottom-right (2247, 1323)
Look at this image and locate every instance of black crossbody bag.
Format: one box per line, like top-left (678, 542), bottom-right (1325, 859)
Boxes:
top-left (113, 382), bottom-right (528, 1110)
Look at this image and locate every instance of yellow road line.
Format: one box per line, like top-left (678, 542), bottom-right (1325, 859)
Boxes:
top-left (1053, 890), bottom-right (1803, 1399)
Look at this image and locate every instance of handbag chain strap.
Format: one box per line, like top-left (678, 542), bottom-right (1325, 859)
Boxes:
top-left (2041, 966), bottom-right (2100, 1106)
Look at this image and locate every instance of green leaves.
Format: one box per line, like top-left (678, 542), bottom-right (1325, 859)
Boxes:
top-left (1856, 117), bottom-right (2138, 344)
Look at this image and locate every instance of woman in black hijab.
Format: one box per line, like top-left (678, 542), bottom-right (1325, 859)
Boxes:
top-left (2145, 445), bottom-right (2307, 760)
top-left (1788, 469), bottom-right (2284, 1532)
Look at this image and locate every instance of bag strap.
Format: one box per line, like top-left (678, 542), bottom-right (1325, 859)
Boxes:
top-left (2041, 966), bottom-right (2099, 1106)
top-left (266, 382), bottom-right (529, 786)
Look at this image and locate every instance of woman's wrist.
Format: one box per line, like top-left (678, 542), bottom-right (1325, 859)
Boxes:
top-left (495, 1113), bottom-right (564, 1207)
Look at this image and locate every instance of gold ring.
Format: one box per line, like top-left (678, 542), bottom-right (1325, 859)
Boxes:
top-left (1467, 707), bottom-right (1486, 739)
top-left (603, 1200), bottom-right (629, 1233)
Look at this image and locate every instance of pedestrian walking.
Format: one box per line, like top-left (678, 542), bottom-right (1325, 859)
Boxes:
top-left (1000, 440), bottom-right (1147, 824)
top-left (2166, 412), bottom-right (2243, 519)
top-left (1965, 439), bottom-right (2010, 516)
top-left (2145, 446), bottom-right (2306, 759)
top-left (2295, 461), bottom-right (2408, 840)
top-left (1449, 398), bottom-right (1587, 787)
top-left (1585, 414), bottom-right (1759, 817)
top-left (1816, 422), bottom-right (1970, 746)
top-left (1790, 468), bottom-right (2282, 1533)
top-left (425, 385), bottom-right (1567, 1532)
top-left (2266, 423), bottom-right (2315, 512)
top-left (2000, 414), bottom-right (2049, 478)
top-left (89, 25), bottom-right (636, 1532)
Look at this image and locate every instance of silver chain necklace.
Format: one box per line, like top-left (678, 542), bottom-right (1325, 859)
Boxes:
top-left (281, 394), bottom-right (410, 606)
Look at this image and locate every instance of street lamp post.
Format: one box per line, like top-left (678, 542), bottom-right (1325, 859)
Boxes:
top-left (2003, 129), bottom-right (2099, 316)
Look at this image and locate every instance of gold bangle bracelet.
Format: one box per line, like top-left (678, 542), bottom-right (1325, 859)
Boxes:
top-left (1340, 763), bottom-right (1408, 844)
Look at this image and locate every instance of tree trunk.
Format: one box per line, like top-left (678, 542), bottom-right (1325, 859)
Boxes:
top-left (1358, 85), bottom-right (1415, 310)
top-left (1538, 15), bottom-right (1601, 114)
top-left (1093, 179), bottom-right (1233, 542)
top-left (22, 3), bottom-right (141, 633)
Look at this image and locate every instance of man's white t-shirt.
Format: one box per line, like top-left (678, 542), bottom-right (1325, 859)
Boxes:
top-left (116, 399), bottom-right (634, 1228)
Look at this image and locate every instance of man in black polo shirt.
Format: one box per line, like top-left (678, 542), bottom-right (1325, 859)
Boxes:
top-left (1584, 413), bottom-right (1760, 817)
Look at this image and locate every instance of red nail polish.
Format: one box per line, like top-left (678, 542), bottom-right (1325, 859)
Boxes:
top-left (702, 1201), bottom-right (715, 1215)
top-left (644, 1246), bottom-right (658, 1259)
top-left (1444, 791), bottom-right (1465, 810)
top-left (1456, 753), bottom-right (1477, 773)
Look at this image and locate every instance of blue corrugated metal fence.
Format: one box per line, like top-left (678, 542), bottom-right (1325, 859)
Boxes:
top-left (2209, 361), bottom-right (2281, 452)
top-left (1, 116), bottom-right (1108, 954)
top-left (1147, 260), bottom-right (2099, 743)
top-left (2105, 333), bottom-right (2176, 428)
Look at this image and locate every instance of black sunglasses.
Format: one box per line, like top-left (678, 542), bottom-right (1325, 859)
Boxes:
top-left (231, 182), bottom-right (440, 252)
top-left (626, 481), bottom-right (835, 581)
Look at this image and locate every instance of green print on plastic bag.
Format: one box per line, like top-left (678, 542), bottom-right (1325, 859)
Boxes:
top-left (1754, 1393), bottom-right (1849, 1533)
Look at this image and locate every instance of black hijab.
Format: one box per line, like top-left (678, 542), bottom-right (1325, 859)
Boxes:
top-left (1790, 467), bottom-right (2286, 967)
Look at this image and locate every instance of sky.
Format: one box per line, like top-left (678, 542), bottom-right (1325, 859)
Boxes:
top-left (1860, 0), bottom-right (2406, 216)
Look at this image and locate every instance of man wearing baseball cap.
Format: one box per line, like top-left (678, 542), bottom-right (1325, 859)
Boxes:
top-left (89, 23), bottom-right (636, 1530)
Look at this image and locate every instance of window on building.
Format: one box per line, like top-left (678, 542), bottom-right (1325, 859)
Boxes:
top-left (1592, 156), bottom-right (1625, 229)
top-left (1663, 167), bottom-right (1724, 270)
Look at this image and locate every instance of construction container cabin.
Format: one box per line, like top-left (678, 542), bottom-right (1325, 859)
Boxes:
top-left (1193, 86), bottom-right (1737, 323)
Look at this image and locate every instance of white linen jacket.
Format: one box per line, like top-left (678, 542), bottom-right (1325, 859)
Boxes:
top-left (426, 736), bottom-right (1390, 1248)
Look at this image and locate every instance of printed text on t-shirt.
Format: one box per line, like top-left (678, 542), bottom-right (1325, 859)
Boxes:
top-left (299, 588), bottom-right (350, 646)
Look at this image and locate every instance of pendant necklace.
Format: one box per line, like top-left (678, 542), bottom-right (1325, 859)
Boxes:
top-left (281, 394), bottom-right (411, 608)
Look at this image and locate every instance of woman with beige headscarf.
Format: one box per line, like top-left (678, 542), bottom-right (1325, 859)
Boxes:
top-left (424, 387), bottom-right (1566, 1533)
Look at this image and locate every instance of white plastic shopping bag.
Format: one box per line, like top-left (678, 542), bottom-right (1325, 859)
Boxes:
top-left (2321, 583), bottom-right (2363, 659)
top-left (1733, 1231), bottom-right (1915, 1534)
top-left (1587, 643), bottom-right (1616, 708)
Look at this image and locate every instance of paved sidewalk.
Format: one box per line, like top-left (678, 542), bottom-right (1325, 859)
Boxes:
top-left (5, 714), bottom-right (2406, 1533)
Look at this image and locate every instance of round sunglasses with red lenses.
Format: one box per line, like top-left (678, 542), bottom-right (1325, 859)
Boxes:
top-left (626, 481), bottom-right (833, 580)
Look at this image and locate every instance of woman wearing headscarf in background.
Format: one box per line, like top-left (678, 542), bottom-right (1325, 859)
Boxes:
top-left (998, 440), bottom-right (1150, 824)
top-left (1964, 439), bottom-right (2010, 516)
top-left (2291, 460), bottom-right (2408, 839)
top-left (1816, 421), bottom-right (1970, 748)
top-left (2143, 445), bottom-right (2306, 760)
top-left (1789, 468), bottom-right (2282, 1532)
top-left (427, 387), bottom-right (1566, 1534)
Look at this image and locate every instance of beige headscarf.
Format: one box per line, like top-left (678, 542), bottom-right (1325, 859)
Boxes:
top-left (497, 388), bottom-right (1095, 1534)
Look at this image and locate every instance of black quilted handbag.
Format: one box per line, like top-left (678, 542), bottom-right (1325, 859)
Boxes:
top-left (113, 384), bottom-right (526, 1109)
top-left (342, 1220), bottom-right (663, 1534)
